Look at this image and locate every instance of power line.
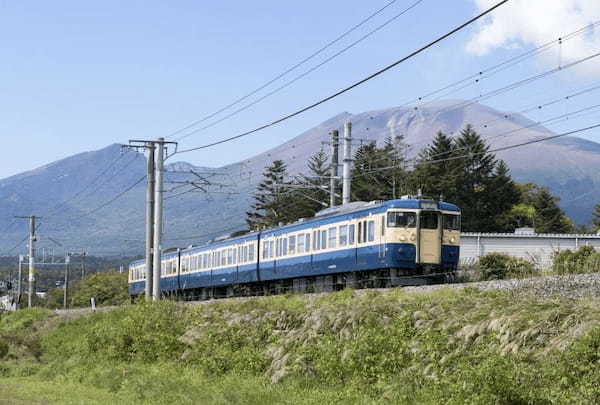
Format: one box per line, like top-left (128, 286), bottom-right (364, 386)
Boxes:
top-left (166, 0), bottom-right (406, 140)
top-left (173, 0), bottom-right (511, 155)
top-left (174, 0), bottom-right (426, 142)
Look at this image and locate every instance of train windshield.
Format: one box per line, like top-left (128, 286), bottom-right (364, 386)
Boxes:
top-left (443, 214), bottom-right (461, 231)
top-left (387, 211), bottom-right (416, 228)
top-left (420, 211), bottom-right (439, 229)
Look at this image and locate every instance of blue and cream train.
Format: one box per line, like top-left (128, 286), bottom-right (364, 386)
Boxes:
top-left (128, 198), bottom-right (461, 298)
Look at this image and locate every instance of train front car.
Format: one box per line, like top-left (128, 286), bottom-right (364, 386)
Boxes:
top-left (384, 198), bottom-right (460, 282)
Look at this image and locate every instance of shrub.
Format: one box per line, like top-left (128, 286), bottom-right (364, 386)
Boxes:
top-left (70, 271), bottom-right (129, 308)
top-left (477, 253), bottom-right (537, 280)
top-left (552, 246), bottom-right (600, 275)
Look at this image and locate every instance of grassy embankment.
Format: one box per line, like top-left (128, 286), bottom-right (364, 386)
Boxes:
top-left (1, 286), bottom-right (599, 404)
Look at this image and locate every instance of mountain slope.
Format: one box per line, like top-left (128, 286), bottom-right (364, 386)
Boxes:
top-left (1, 101), bottom-right (599, 255)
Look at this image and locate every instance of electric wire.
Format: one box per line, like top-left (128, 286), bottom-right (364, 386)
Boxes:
top-left (166, 0), bottom-right (406, 140)
top-left (173, 0), bottom-right (426, 142)
top-left (173, 0), bottom-right (511, 155)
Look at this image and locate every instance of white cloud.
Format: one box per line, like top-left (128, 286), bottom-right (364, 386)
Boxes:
top-left (467, 0), bottom-right (600, 71)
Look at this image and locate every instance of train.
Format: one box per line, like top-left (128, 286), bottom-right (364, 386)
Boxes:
top-left (128, 197), bottom-right (461, 299)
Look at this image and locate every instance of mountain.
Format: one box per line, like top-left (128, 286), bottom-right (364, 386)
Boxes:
top-left (1, 100), bottom-right (599, 255)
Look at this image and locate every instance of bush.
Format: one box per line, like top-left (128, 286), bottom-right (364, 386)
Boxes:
top-left (70, 271), bottom-right (129, 308)
top-left (477, 253), bottom-right (538, 280)
top-left (552, 246), bottom-right (600, 275)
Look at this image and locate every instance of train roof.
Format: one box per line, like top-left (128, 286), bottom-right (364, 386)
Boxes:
top-left (262, 198), bottom-right (460, 235)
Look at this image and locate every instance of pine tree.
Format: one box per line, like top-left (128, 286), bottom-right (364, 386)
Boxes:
top-left (488, 160), bottom-right (521, 231)
top-left (246, 160), bottom-right (293, 231)
top-left (533, 188), bottom-right (573, 233)
top-left (411, 131), bottom-right (458, 199)
top-left (351, 137), bottom-right (409, 202)
top-left (288, 149), bottom-right (331, 220)
top-left (593, 204), bottom-right (600, 232)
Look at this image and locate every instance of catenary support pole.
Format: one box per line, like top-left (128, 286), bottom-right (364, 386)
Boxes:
top-left (152, 138), bottom-right (165, 301)
top-left (28, 216), bottom-right (36, 307)
top-left (16, 255), bottom-right (23, 309)
top-left (63, 254), bottom-right (70, 309)
top-left (342, 122), bottom-right (352, 205)
top-left (330, 130), bottom-right (339, 207)
top-left (145, 144), bottom-right (155, 300)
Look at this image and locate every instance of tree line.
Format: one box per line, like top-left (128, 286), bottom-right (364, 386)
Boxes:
top-left (246, 124), bottom-right (598, 234)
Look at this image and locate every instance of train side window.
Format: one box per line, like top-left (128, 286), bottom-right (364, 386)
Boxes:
top-left (305, 233), bottom-right (311, 253)
top-left (368, 221), bottom-right (375, 242)
top-left (314, 231), bottom-right (319, 251)
top-left (282, 238), bottom-right (288, 256)
top-left (297, 233), bottom-right (305, 253)
top-left (328, 227), bottom-right (337, 248)
top-left (358, 222), bottom-right (362, 243)
top-left (381, 216), bottom-right (385, 236)
top-left (420, 212), bottom-right (439, 229)
top-left (222, 251), bottom-right (227, 266)
top-left (349, 224), bottom-right (355, 244)
top-left (263, 242), bottom-right (268, 259)
top-left (249, 244), bottom-right (254, 261)
top-left (289, 235), bottom-right (296, 254)
top-left (339, 225), bottom-right (348, 246)
top-left (269, 241), bottom-right (274, 258)
top-left (443, 214), bottom-right (461, 231)
top-left (320, 230), bottom-right (327, 250)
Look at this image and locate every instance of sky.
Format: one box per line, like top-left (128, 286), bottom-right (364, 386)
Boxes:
top-left (1, 0), bottom-right (599, 179)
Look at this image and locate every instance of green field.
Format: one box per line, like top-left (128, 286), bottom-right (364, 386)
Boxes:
top-left (1, 286), bottom-right (599, 404)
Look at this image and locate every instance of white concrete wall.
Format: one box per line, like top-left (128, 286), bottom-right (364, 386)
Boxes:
top-left (460, 233), bottom-right (600, 267)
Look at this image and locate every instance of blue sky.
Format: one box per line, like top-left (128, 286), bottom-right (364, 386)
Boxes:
top-left (1, 0), bottom-right (599, 178)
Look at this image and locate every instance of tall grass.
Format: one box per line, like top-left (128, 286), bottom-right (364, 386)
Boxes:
top-left (1, 288), bottom-right (599, 404)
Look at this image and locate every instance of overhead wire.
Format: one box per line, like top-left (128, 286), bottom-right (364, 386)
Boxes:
top-left (173, 0), bottom-right (511, 155)
top-left (173, 0), bottom-right (426, 142)
top-left (166, 0), bottom-right (407, 140)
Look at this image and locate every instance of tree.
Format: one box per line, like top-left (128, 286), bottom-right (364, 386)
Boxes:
top-left (411, 131), bottom-right (459, 199)
top-left (246, 160), bottom-right (293, 231)
top-left (532, 188), bottom-right (573, 233)
top-left (69, 271), bottom-right (129, 308)
top-left (286, 149), bottom-right (331, 221)
top-left (592, 204), bottom-right (600, 232)
top-left (412, 125), bottom-right (521, 232)
top-left (351, 136), bottom-right (409, 202)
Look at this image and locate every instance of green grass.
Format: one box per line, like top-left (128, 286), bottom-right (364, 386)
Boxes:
top-left (1, 287), bottom-right (599, 404)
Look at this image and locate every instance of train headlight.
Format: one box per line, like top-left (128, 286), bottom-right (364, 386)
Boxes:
top-left (399, 235), bottom-right (406, 241)
top-left (450, 237), bottom-right (456, 243)
top-left (410, 234), bottom-right (416, 242)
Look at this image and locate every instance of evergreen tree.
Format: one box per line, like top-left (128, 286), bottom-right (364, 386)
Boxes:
top-left (288, 149), bottom-right (331, 220)
top-left (411, 131), bottom-right (458, 199)
top-left (592, 204), bottom-right (600, 232)
top-left (488, 160), bottom-right (521, 231)
top-left (351, 136), bottom-right (409, 202)
top-left (246, 160), bottom-right (293, 231)
top-left (533, 188), bottom-right (573, 233)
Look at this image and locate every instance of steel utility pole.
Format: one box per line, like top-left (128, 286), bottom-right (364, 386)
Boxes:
top-left (125, 138), bottom-right (176, 302)
top-left (153, 138), bottom-right (165, 301)
top-left (80, 251), bottom-right (87, 280)
top-left (63, 254), bottom-right (70, 309)
top-left (145, 144), bottom-right (155, 300)
top-left (16, 255), bottom-right (23, 309)
top-left (15, 216), bottom-right (38, 307)
top-left (342, 122), bottom-right (352, 205)
top-left (330, 130), bottom-right (339, 207)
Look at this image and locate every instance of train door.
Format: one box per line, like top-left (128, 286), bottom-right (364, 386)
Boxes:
top-left (418, 211), bottom-right (441, 264)
top-left (378, 214), bottom-right (386, 263)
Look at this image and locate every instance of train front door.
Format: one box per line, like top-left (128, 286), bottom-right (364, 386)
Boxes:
top-left (418, 211), bottom-right (441, 265)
